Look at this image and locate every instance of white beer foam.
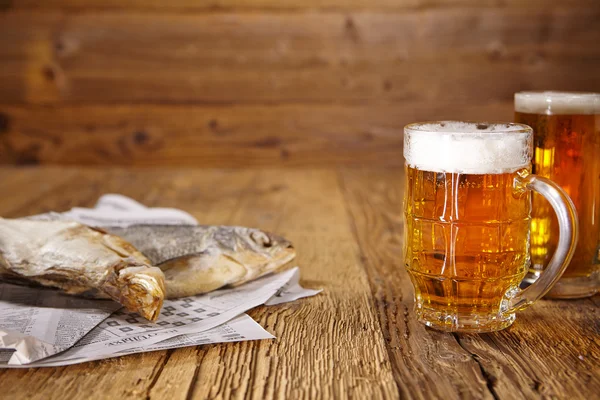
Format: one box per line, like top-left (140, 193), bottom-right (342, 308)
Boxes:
top-left (515, 91), bottom-right (600, 115)
top-left (404, 121), bottom-right (532, 174)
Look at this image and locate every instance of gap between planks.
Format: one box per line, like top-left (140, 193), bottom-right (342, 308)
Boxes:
top-left (6, 0), bottom-right (600, 13)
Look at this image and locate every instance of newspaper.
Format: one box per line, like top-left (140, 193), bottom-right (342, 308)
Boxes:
top-left (0, 194), bottom-right (320, 367)
top-left (15, 267), bottom-right (303, 367)
top-left (33, 314), bottom-right (274, 367)
top-left (29, 193), bottom-right (198, 227)
top-left (0, 284), bottom-right (121, 365)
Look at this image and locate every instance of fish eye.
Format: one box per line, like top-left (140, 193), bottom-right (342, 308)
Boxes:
top-left (251, 231), bottom-right (272, 247)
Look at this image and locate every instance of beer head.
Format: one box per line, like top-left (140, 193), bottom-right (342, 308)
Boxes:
top-left (404, 121), bottom-right (532, 174)
top-left (515, 91), bottom-right (600, 115)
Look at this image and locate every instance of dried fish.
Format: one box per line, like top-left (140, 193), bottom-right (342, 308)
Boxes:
top-left (0, 219), bottom-right (165, 321)
top-left (104, 225), bottom-right (296, 298)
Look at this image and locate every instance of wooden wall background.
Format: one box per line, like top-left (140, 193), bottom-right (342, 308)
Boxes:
top-left (1, 1), bottom-right (600, 167)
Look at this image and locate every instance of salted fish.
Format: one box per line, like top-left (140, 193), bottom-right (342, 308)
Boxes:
top-left (0, 218), bottom-right (165, 321)
top-left (103, 225), bottom-right (296, 298)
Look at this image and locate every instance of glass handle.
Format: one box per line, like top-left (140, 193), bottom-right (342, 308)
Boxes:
top-left (507, 174), bottom-right (579, 312)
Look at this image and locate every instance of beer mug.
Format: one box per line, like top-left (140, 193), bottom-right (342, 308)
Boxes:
top-left (403, 121), bottom-right (578, 333)
top-left (515, 92), bottom-right (600, 298)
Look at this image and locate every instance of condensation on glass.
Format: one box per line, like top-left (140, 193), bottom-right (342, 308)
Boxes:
top-left (515, 91), bottom-right (600, 298)
top-left (403, 121), bottom-right (578, 333)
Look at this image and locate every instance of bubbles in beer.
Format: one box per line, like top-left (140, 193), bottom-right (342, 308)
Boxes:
top-left (404, 121), bottom-right (533, 174)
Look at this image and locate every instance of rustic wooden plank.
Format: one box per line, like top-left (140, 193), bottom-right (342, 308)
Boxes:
top-left (0, 167), bottom-right (398, 398)
top-left (1, 9), bottom-right (599, 105)
top-left (455, 298), bottom-right (600, 399)
top-left (0, 102), bottom-right (514, 166)
top-left (0, 13), bottom-right (61, 105)
top-left (339, 167), bottom-right (600, 400)
top-left (0, 352), bottom-right (175, 400)
top-left (0, 167), bottom-right (266, 400)
top-left (140, 168), bottom-right (258, 224)
top-left (0, 167), bottom-right (175, 400)
top-left (0, 167), bottom-right (80, 215)
top-left (8, 0), bottom-right (600, 11)
top-left (146, 169), bottom-right (398, 399)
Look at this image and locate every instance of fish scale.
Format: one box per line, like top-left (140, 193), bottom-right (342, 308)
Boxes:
top-left (104, 225), bottom-right (272, 265)
top-left (102, 224), bottom-right (296, 298)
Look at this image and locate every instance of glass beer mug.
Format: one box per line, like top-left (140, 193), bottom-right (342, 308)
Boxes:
top-left (403, 121), bottom-right (578, 333)
top-left (515, 91), bottom-right (600, 298)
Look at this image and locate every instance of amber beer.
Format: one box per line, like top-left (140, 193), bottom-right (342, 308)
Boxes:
top-left (515, 92), bottom-right (600, 298)
top-left (403, 122), bottom-right (577, 333)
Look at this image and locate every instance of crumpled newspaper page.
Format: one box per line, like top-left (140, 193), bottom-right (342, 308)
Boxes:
top-left (0, 284), bottom-right (121, 365)
top-left (0, 194), bottom-right (320, 367)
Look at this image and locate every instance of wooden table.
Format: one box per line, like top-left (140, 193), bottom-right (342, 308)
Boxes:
top-left (0, 167), bottom-right (597, 400)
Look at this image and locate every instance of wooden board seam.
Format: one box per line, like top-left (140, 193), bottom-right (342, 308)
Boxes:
top-left (6, 2), bottom-right (600, 13)
top-left (452, 333), bottom-right (501, 400)
top-left (143, 350), bottom-right (174, 399)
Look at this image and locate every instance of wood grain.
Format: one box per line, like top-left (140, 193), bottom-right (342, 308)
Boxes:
top-left (1, 6), bottom-right (599, 166)
top-left (454, 298), bottom-right (600, 399)
top-left (0, 102), bottom-right (512, 166)
top-left (0, 167), bottom-right (80, 214)
top-left (149, 169), bottom-right (398, 399)
top-left (339, 167), bottom-right (600, 400)
top-left (8, 0), bottom-right (600, 11)
top-left (1, 9), bottom-right (599, 105)
top-left (0, 168), bottom-right (276, 399)
top-left (339, 168), bottom-right (494, 399)
top-left (0, 167), bottom-right (398, 399)
top-left (0, 168), bottom-right (182, 399)
top-left (0, 166), bottom-right (597, 398)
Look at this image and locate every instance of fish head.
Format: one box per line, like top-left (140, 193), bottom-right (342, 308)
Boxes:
top-left (248, 229), bottom-right (296, 265)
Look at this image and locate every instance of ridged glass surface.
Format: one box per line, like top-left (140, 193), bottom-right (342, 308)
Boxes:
top-left (404, 166), bottom-right (530, 331)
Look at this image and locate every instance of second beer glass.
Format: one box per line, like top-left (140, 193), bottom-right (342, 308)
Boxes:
top-left (515, 91), bottom-right (600, 298)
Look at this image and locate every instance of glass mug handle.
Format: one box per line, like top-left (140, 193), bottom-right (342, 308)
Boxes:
top-left (507, 172), bottom-right (579, 312)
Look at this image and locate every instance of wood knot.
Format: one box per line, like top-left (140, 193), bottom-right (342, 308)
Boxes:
top-left (254, 136), bottom-right (281, 148)
top-left (344, 16), bottom-right (359, 43)
top-left (486, 41), bottom-right (506, 61)
top-left (383, 80), bottom-right (393, 92)
top-left (0, 112), bottom-right (9, 134)
top-left (269, 184), bottom-right (286, 192)
top-left (0, 0), bottom-right (11, 11)
top-left (16, 144), bottom-right (41, 166)
top-left (133, 131), bottom-right (149, 145)
top-left (42, 65), bottom-right (56, 82)
top-left (54, 40), bottom-right (65, 53)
